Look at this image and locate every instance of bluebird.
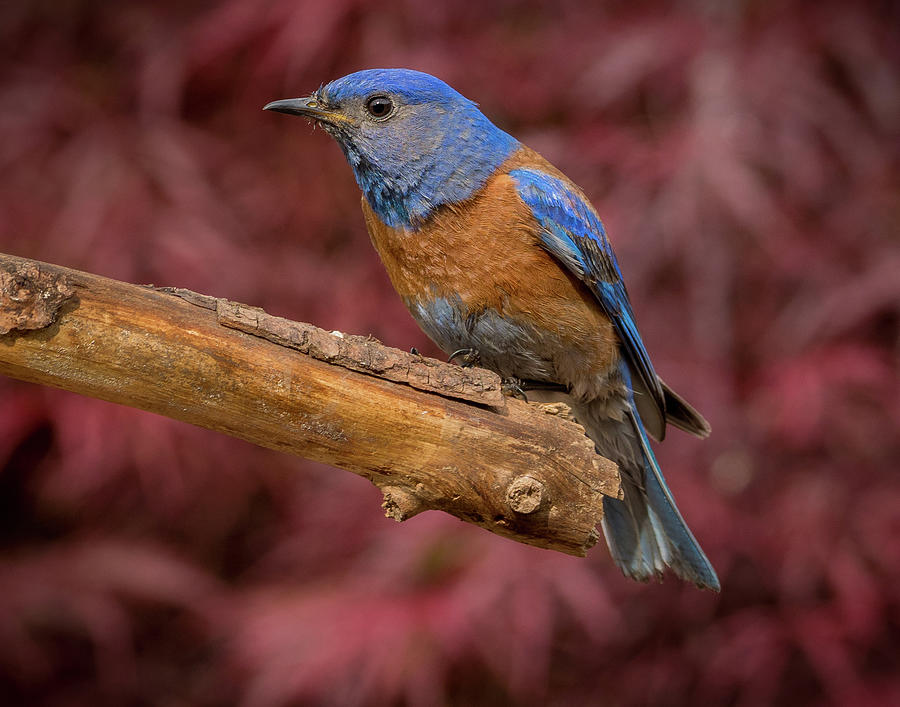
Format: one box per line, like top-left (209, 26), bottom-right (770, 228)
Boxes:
top-left (265, 69), bottom-right (719, 590)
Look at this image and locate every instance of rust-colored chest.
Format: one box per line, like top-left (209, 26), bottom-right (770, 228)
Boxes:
top-left (358, 147), bottom-right (618, 381)
top-left (361, 173), bottom-right (543, 305)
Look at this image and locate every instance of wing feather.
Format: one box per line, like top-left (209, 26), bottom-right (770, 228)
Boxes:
top-left (510, 168), bottom-right (667, 438)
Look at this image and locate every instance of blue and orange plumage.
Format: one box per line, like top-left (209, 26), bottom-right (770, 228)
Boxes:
top-left (266, 69), bottom-right (719, 590)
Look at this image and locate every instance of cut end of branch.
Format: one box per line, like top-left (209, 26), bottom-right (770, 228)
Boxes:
top-left (0, 261), bottom-right (74, 335)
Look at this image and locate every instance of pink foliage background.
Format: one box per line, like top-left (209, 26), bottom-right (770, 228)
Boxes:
top-left (1, 1), bottom-right (898, 704)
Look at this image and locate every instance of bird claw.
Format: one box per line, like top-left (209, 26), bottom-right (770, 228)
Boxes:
top-left (448, 348), bottom-right (481, 368)
top-left (501, 377), bottom-right (529, 401)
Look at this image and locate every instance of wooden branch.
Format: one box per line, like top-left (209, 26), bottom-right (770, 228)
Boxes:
top-left (0, 253), bottom-right (620, 556)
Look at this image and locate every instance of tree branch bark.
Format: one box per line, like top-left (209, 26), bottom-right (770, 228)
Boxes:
top-left (0, 253), bottom-right (620, 556)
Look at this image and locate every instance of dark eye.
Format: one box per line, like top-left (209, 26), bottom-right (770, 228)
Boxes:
top-left (365, 95), bottom-right (394, 119)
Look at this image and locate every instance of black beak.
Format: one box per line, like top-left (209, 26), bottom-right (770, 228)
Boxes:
top-left (263, 97), bottom-right (348, 125)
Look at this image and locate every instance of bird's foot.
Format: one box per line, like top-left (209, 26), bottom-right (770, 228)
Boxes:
top-left (501, 377), bottom-right (529, 401)
top-left (448, 348), bottom-right (481, 368)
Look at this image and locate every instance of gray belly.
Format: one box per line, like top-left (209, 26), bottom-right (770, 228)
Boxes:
top-left (406, 295), bottom-right (560, 382)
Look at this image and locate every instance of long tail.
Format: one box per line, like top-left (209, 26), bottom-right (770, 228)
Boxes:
top-left (573, 399), bottom-right (720, 591)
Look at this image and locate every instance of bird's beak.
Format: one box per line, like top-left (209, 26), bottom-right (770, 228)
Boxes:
top-left (263, 96), bottom-right (349, 126)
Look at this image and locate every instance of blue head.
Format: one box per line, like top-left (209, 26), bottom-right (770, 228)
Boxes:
top-left (264, 69), bottom-right (519, 228)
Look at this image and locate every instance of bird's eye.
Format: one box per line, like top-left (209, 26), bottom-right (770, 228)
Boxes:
top-left (365, 95), bottom-right (394, 119)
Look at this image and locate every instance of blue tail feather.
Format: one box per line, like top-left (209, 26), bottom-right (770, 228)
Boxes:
top-left (633, 409), bottom-right (719, 589)
top-left (592, 363), bottom-right (719, 590)
top-left (600, 407), bottom-right (720, 590)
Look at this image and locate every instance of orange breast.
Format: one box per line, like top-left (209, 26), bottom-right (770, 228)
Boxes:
top-left (360, 146), bottom-right (619, 383)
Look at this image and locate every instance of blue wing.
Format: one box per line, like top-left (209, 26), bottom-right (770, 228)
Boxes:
top-left (510, 168), bottom-right (667, 437)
